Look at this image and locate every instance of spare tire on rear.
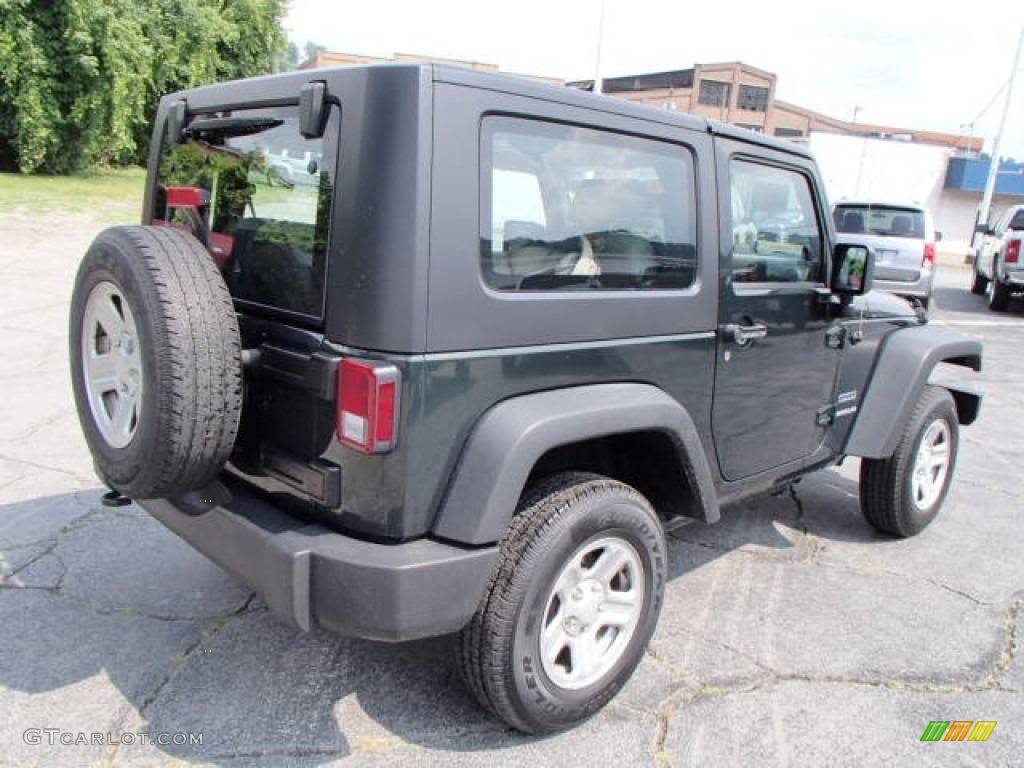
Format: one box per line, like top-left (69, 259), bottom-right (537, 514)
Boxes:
top-left (69, 226), bottom-right (242, 499)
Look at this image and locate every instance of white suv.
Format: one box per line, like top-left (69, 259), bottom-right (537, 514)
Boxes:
top-left (832, 201), bottom-right (939, 308)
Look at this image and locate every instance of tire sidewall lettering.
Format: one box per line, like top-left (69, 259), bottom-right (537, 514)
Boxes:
top-left (507, 484), bottom-right (666, 730)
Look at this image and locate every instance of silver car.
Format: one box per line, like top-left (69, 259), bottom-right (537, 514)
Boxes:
top-left (832, 201), bottom-right (939, 308)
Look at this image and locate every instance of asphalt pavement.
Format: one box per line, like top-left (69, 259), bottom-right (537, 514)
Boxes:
top-left (1, 213), bottom-right (1021, 767)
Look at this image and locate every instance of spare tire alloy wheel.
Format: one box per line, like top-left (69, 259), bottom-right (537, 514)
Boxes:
top-left (81, 281), bottom-right (144, 449)
top-left (69, 226), bottom-right (242, 500)
top-left (458, 472), bottom-right (666, 734)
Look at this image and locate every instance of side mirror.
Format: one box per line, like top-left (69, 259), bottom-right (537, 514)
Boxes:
top-left (831, 243), bottom-right (874, 296)
top-left (299, 81), bottom-right (328, 139)
top-left (975, 223), bottom-right (994, 236)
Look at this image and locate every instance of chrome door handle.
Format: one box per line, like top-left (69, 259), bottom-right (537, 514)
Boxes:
top-left (722, 322), bottom-right (768, 346)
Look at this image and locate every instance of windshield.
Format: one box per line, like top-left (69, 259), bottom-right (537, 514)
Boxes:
top-left (833, 205), bottom-right (924, 239)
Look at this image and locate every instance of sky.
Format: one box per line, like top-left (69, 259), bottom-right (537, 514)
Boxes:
top-left (284, 0), bottom-right (1024, 160)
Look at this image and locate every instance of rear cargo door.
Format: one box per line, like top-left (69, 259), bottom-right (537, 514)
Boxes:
top-left (153, 102), bottom-right (343, 505)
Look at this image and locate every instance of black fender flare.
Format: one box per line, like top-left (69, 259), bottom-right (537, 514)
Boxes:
top-left (843, 325), bottom-right (982, 459)
top-left (431, 383), bottom-right (720, 545)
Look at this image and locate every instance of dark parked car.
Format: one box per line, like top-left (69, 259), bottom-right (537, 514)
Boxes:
top-left (69, 64), bottom-right (982, 733)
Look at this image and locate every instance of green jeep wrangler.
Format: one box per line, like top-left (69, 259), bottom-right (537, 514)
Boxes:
top-left (69, 64), bottom-right (982, 733)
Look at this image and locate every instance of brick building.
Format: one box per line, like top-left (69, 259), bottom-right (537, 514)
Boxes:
top-left (567, 61), bottom-right (981, 152)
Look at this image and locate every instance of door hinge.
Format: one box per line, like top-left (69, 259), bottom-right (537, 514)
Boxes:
top-left (825, 325), bottom-right (846, 350)
top-left (816, 405), bottom-right (834, 426)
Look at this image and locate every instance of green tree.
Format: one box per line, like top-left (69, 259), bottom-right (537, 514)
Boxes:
top-left (0, 0), bottom-right (287, 174)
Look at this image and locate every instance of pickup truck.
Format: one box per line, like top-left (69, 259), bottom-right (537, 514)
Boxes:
top-left (972, 204), bottom-right (1024, 310)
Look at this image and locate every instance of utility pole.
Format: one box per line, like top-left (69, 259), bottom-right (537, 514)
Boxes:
top-left (853, 107), bottom-right (869, 197)
top-left (978, 24), bottom-right (1024, 230)
top-left (592, 0), bottom-right (606, 94)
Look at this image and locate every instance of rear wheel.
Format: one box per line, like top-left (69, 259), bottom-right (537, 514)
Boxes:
top-left (69, 226), bottom-right (242, 498)
top-left (970, 260), bottom-right (989, 295)
top-left (860, 386), bottom-right (959, 537)
top-left (457, 472), bottom-right (666, 733)
top-left (988, 274), bottom-right (1010, 311)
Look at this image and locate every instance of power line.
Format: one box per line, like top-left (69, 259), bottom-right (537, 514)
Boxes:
top-left (968, 78), bottom-right (1010, 128)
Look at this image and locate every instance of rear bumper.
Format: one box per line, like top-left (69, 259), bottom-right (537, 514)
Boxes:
top-left (1000, 268), bottom-right (1024, 287)
top-left (140, 478), bottom-right (497, 641)
top-left (874, 266), bottom-right (935, 299)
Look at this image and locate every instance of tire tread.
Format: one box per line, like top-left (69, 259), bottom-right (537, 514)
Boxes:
top-left (71, 225), bottom-right (241, 498)
top-left (456, 472), bottom-right (658, 733)
top-left (860, 385), bottom-right (957, 537)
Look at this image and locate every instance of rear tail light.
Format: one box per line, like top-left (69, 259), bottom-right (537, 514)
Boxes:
top-left (922, 243), bottom-right (936, 267)
top-left (1007, 239), bottom-right (1020, 263)
top-left (165, 186), bottom-right (211, 208)
top-left (337, 359), bottom-right (400, 454)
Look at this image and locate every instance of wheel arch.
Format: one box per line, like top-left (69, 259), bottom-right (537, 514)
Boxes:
top-left (431, 383), bottom-right (720, 545)
top-left (843, 325), bottom-right (982, 459)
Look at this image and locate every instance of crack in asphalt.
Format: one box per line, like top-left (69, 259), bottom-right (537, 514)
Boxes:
top-left (988, 598), bottom-right (1021, 689)
top-left (189, 746), bottom-right (350, 762)
top-left (0, 539), bottom-right (60, 584)
top-left (135, 593), bottom-right (258, 719)
top-left (645, 647), bottom-right (703, 687)
top-left (786, 484), bottom-right (826, 564)
top-left (1, 506), bottom-right (250, 624)
top-left (957, 476), bottom-right (1024, 500)
top-left (669, 482), bottom-right (1002, 611)
top-left (667, 526), bottom-right (992, 607)
top-left (0, 406), bottom-right (75, 444)
top-left (646, 613), bottom-right (1021, 755)
top-left (653, 695), bottom-right (684, 768)
top-left (0, 450), bottom-right (94, 485)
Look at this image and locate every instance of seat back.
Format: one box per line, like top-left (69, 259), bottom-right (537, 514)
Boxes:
top-left (890, 214), bottom-right (914, 236)
top-left (841, 211), bottom-right (865, 233)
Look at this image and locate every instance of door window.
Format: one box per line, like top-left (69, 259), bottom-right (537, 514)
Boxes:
top-left (729, 160), bottom-right (823, 284)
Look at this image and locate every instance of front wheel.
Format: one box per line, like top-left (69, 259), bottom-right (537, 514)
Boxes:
top-left (457, 472), bottom-right (667, 733)
top-left (860, 386), bottom-right (959, 537)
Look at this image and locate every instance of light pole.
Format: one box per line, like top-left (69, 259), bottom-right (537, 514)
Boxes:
top-left (854, 108), bottom-right (868, 197)
top-left (978, 24), bottom-right (1024, 231)
top-left (592, 0), bottom-right (606, 94)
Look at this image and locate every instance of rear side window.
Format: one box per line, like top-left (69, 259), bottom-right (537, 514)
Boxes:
top-left (155, 105), bottom-right (339, 320)
top-left (481, 116), bottom-right (697, 292)
top-left (1007, 208), bottom-right (1024, 231)
top-left (834, 204), bottom-right (925, 239)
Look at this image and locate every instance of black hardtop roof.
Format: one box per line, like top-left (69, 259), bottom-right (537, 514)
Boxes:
top-left (163, 62), bottom-right (813, 160)
top-left (431, 63), bottom-right (814, 159)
